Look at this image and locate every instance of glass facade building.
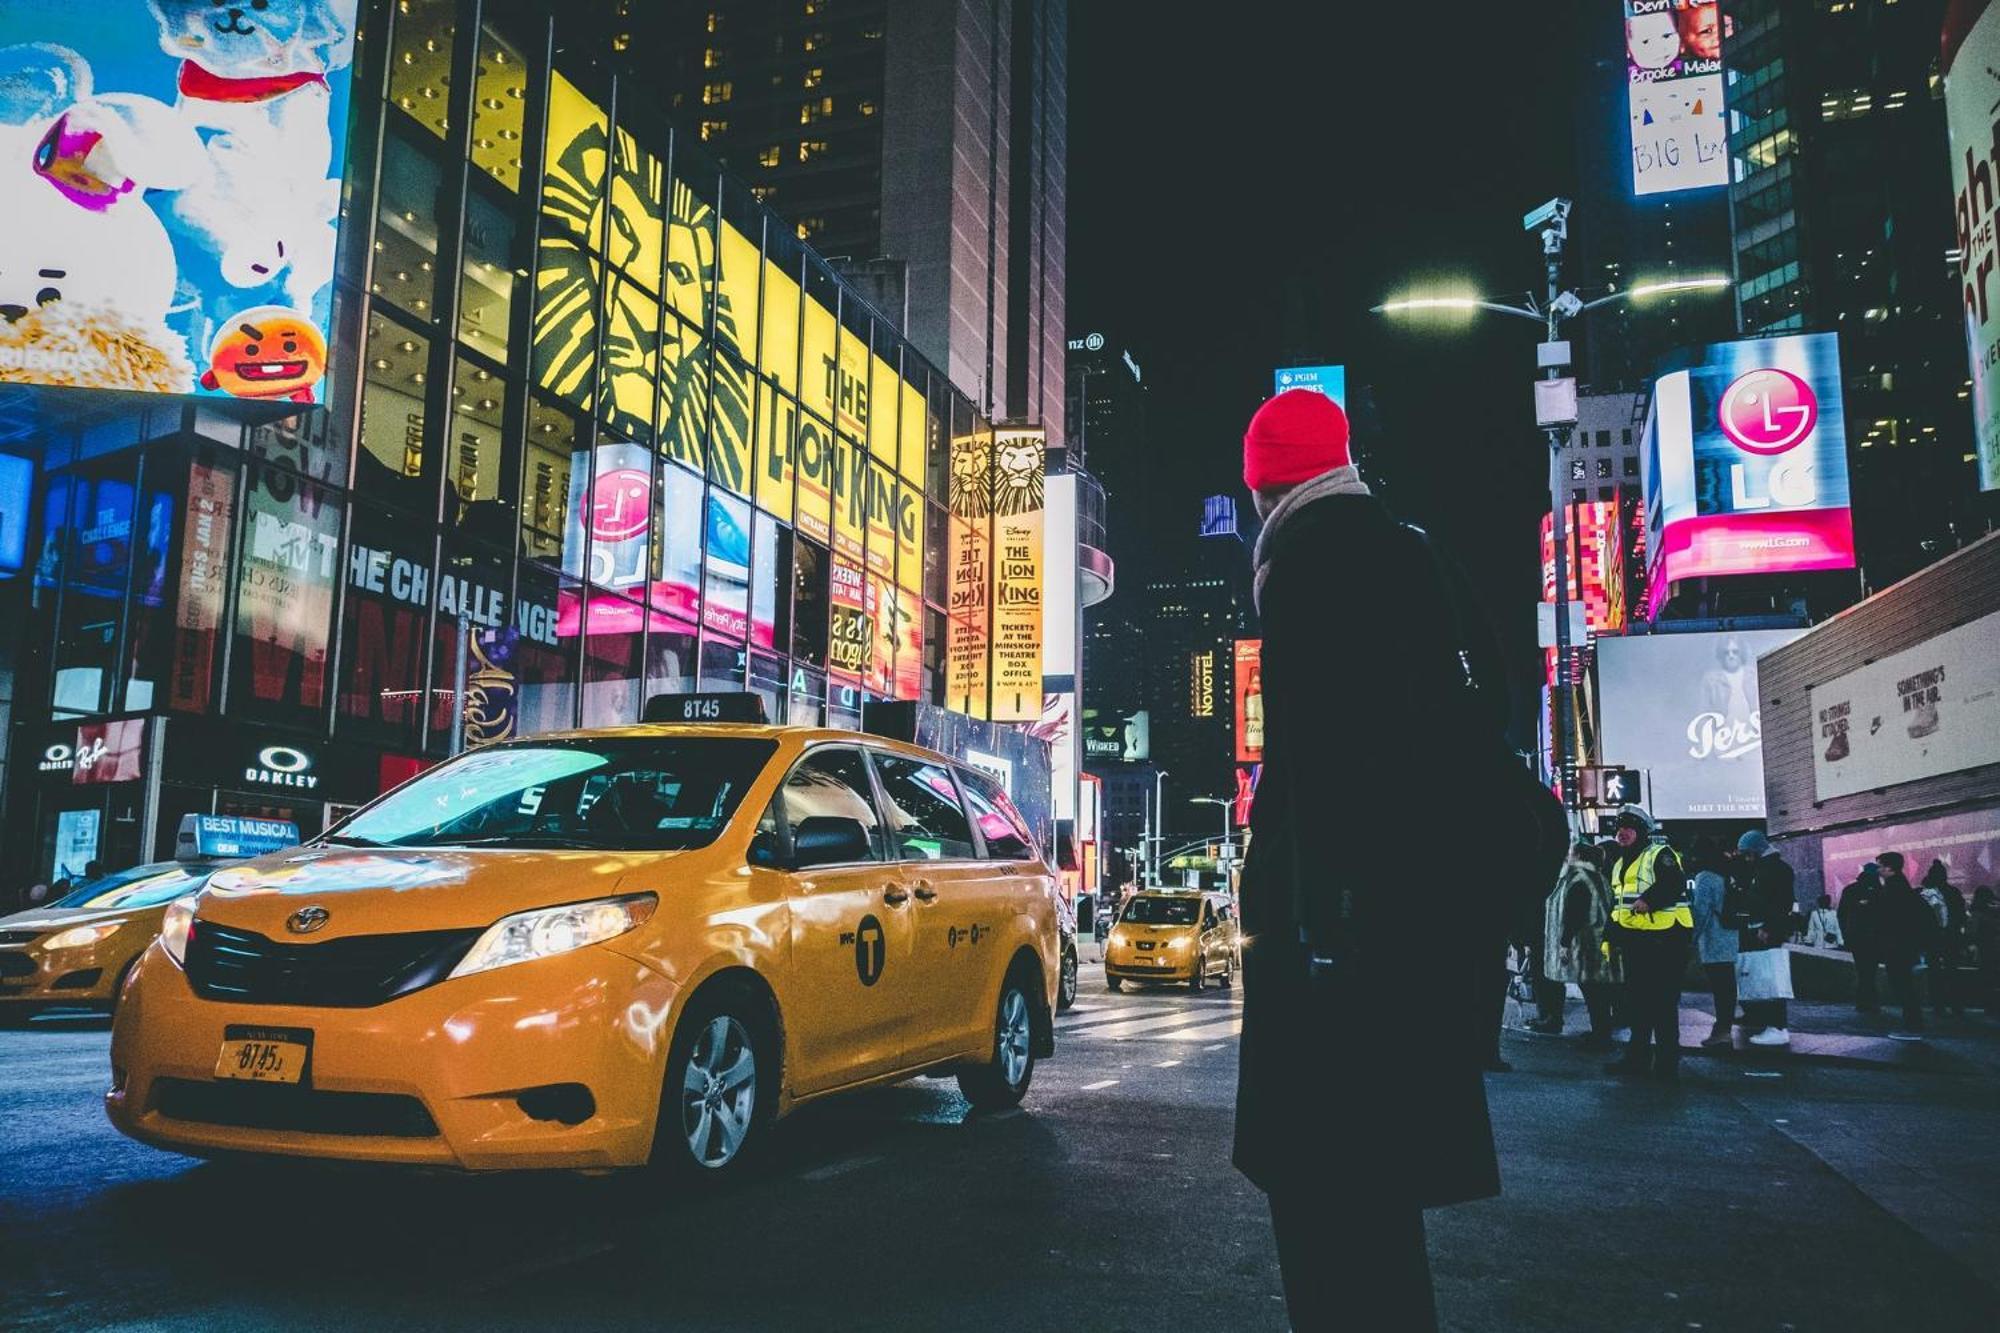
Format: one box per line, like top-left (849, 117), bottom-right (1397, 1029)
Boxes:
top-left (0, 0), bottom-right (994, 880)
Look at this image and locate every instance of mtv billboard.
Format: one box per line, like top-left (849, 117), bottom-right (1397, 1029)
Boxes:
top-left (1642, 332), bottom-right (1855, 617)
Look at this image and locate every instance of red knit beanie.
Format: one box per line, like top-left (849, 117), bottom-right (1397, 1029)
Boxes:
top-left (1242, 389), bottom-right (1352, 491)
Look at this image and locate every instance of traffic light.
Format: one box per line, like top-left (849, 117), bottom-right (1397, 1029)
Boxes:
top-left (1579, 767), bottom-right (1642, 807)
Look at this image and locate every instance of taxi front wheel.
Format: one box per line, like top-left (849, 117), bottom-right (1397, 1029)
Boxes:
top-left (651, 986), bottom-right (773, 1181)
top-left (958, 973), bottom-right (1037, 1112)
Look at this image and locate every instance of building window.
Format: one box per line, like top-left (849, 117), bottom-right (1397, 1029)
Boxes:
top-left (858, 99), bottom-right (877, 117)
top-left (704, 48), bottom-right (724, 69)
top-left (804, 67), bottom-right (824, 89)
top-left (1569, 458), bottom-right (1588, 481)
top-left (798, 139), bottom-right (828, 162)
top-left (1623, 456), bottom-right (1639, 477)
top-left (701, 120), bottom-right (728, 140)
top-left (702, 81), bottom-right (733, 105)
top-left (797, 217), bottom-right (825, 240)
top-left (1595, 430), bottom-right (1610, 448)
top-left (706, 12), bottom-right (721, 32)
top-left (1595, 458), bottom-right (1613, 479)
top-left (1621, 428), bottom-right (1632, 447)
top-left (751, 185), bottom-right (776, 203)
top-left (758, 144), bottom-right (781, 167)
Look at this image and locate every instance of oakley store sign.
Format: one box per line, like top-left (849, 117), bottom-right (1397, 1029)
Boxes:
top-left (29, 720), bottom-right (149, 787)
top-left (162, 721), bottom-right (391, 806)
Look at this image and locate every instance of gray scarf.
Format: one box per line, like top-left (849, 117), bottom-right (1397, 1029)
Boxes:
top-left (1251, 465), bottom-right (1371, 613)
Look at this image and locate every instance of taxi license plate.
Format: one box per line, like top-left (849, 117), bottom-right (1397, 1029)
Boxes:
top-left (214, 1026), bottom-right (311, 1085)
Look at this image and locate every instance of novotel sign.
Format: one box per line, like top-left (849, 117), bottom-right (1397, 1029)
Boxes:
top-left (244, 745), bottom-right (319, 791)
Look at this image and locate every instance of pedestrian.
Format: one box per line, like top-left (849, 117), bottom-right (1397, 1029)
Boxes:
top-left (1482, 803), bottom-right (1569, 1072)
top-left (1804, 893), bottom-right (1843, 950)
top-left (1840, 862), bottom-right (1884, 1011)
top-left (1922, 860), bottom-right (1967, 1018)
top-left (1536, 842), bottom-right (1621, 1046)
top-left (1687, 835), bottom-right (1738, 1049)
top-left (1876, 852), bottom-right (1931, 1039)
top-left (1731, 831), bottom-right (1796, 1048)
top-left (1232, 389), bottom-right (1564, 1331)
top-left (1970, 887), bottom-right (2000, 1015)
top-left (1603, 806), bottom-right (1693, 1080)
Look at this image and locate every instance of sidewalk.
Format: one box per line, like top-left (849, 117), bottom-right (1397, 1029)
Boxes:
top-left (1506, 994), bottom-right (2000, 1314)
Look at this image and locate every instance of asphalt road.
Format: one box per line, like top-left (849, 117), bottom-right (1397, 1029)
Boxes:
top-left (3, 970), bottom-right (1997, 1332)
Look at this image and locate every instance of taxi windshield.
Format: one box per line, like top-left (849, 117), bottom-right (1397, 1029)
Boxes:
top-left (53, 865), bottom-right (207, 911)
top-left (332, 737), bottom-right (777, 852)
top-left (1122, 896), bottom-right (1199, 926)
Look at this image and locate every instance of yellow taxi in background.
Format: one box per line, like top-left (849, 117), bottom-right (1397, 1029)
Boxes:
top-left (108, 696), bottom-right (1063, 1177)
top-left (1, 817), bottom-right (297, 1024)
top-left (1103, 889), bottom-right (1240, 992)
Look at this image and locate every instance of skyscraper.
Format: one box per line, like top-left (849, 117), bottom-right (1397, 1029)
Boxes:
top-left (628, 0), bottom-right (1067, 433)
top-left (1723, 0), bottom-right (1994, 587)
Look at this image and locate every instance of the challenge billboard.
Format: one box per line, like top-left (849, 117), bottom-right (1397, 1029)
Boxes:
top-left (0, 2), bottom-right (359, 402)
top-left (1642, 332), bottom-right (1855, 617)
top-left (1626, 1), bottom-right (1727, 197)
top-left (1597, 628), bottom-right (1803, 820)
top-left (1946, 0), bottom-right (2000, 491)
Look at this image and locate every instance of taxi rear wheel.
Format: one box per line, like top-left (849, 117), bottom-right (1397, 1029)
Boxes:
top-left (1189, 956), bottom-right (1207, 992)
top-left (652, 988), bottom-right (772, 1181)
top-left (958, 972), bottom-right (1036, 1112)
top-left (1058, 944), bottom-right (1079, 1012)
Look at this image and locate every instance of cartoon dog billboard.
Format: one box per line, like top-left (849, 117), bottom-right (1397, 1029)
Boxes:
top-left (0, 1), bottom-right (357, 404)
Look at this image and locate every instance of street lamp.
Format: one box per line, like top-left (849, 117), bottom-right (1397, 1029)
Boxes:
top-left (1373, 202), bottom-right (1727, 806)
top-left (1189, 796), bottom-right (1233, 849)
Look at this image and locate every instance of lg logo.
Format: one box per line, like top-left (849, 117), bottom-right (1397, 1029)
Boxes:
top-left (1719, 367), bottom-right (1822, 510)
top-left (1719, 367), bottom-right (1818, 456)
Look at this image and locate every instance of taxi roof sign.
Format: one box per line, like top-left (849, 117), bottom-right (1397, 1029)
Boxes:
top-left (642, 692), bottom-right (769, 725)
top-left (176, 813), bottom-right (301, 861)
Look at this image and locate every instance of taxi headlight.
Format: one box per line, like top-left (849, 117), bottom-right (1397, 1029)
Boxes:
top-left (159, 896), bottom-right (198, 968)
top-left (1165, 936), bottom-right (1191, 950)
top-left (449, 893), bottom-right (658, 980)
top-left (43, 921), bottom-right (124, 951)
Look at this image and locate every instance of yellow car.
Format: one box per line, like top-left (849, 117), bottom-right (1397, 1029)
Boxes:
top-left (1, 818), bottom-right (300, 1025)
top-left (108, 700), bottom-right (1063, 1177)
top-left (1, 866), bottom-right (217, 1022)
top-left (1103, 890), bottom-right (1240, 991)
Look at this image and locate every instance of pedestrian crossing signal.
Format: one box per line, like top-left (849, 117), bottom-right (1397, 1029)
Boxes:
top-left (1579, 767), bottom-right (1642, 807)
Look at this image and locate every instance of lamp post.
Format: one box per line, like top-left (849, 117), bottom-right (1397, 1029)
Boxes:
top-left (1189, 796), bottom-right (1233, 851)
top-left (1373, 207), bottom-right (1728, 805)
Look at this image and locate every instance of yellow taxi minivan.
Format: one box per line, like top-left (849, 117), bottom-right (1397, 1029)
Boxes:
top-left (1103, 889), bottom-right (1240, 991)
top-left (0, 817), bottom-right (298, 1024)
top-left (107, 697), bottom-right (1062, 1177)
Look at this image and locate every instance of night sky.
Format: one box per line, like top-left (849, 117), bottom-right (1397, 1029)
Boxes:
top-left (1069, 3), bottom-right (1590, 743)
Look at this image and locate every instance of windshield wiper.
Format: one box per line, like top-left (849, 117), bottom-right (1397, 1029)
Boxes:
top-left (318, 834), bottom-right (383, 848)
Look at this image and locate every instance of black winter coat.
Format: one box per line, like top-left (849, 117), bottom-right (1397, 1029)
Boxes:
top-left (1233, 492), bottom-right (1561, 1208)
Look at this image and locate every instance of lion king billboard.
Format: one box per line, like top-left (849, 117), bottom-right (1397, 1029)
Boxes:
top-left (0, 1), bottom-right (357, 404)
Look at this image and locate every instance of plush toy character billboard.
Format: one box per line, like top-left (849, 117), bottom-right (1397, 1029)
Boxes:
top-left (0, 1), bottom-right (357, 403)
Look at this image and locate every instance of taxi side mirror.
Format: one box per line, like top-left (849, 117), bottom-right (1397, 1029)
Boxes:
top-left (790, 817), bottom-right (873, 870)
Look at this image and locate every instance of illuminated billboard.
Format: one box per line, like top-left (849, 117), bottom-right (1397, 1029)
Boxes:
top-left (1642, 332), bottom-right (1855, 617)
top-left (1946, 0), bottom-right (2000, 490)
top-left (0, 1), bottom-right (358, 402)
top-left (1598, 629), bottom-right (1803, 819)
top-left (1273, 364), bottom-right (1345, 406)
top-left (1234, 640), bottom-right (1263, 764)
top-left (1626, 1), bottom-right (1726, 197)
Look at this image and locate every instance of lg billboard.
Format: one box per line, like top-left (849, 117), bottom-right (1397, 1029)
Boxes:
top-left (1642, 332), bottom-right (1856, 617)
top-left (1598, 629), bottom-right (1803, 820)
top-left (0, 2), bottom-right (359, 403)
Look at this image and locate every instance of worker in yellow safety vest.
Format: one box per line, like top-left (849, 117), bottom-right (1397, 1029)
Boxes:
top-left (1603, 806), bottom-right (1692, 1081)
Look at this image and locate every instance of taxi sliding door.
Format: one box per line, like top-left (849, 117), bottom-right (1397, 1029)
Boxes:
top-left (777, 747), bottom-right (916, 1095)
top-left (868, 752), bottom-right (992, 1066)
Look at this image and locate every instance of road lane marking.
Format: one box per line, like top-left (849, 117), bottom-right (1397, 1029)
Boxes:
top-left (1073, 1011), bottom-right (1242, 1040)
top-left (1155, 1059), bottom-right (1182, 1068)
top-left (1079, 1079), bottom-right (1120, 1091)
top-left (1205, 1044), bottom-right (1227, 1052)
top-left (1155, 1019), bottom-right (1245, 1041)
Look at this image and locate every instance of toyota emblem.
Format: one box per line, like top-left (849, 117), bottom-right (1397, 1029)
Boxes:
top-left (287, 906), bottom-right (331, 934)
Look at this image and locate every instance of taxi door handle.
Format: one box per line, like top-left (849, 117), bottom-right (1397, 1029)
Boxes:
top-left (882, 886), bottom-right (911, 907)
top-left (911, 883), bottom-right (938, 903)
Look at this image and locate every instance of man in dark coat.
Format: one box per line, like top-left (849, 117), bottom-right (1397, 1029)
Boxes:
top-left (1233, 389), bottom-right (1564, 1331)
top-left (1876, 852), bottom-right (1932, 1037)
top-left (1839, 862), bottom-right (1883, 1010)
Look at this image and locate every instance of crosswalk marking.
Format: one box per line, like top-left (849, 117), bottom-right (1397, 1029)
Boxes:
top-left (1156, 1019), bottom-right (1245, 1042)
top-left (1079, 1079), bottom-right (1120, 1091)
